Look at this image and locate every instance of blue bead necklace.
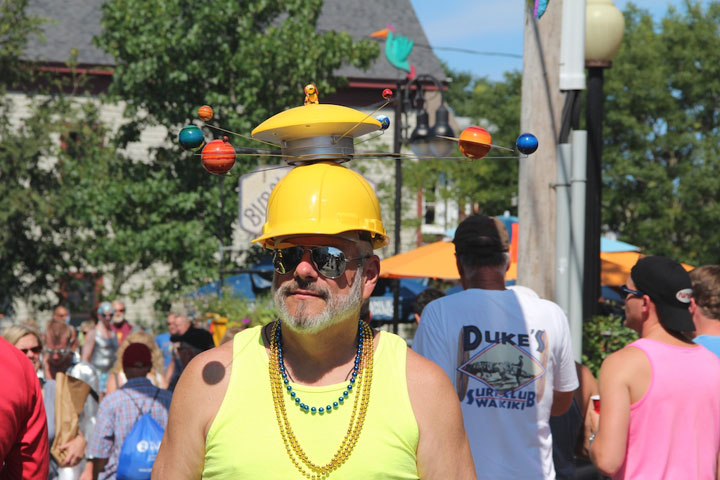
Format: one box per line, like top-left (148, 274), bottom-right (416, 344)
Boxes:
top-left (275, 320), bottom-right (363, 415)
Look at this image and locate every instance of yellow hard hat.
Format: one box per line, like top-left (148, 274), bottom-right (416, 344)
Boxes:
top-left (252, 162), bottom-right (388, 249)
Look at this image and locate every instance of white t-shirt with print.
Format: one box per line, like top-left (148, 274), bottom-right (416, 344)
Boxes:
top-left (413, 288), bottom-right (578, 480)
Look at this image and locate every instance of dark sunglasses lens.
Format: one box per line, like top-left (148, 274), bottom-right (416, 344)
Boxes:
top-left (312, 247), bottom-right (346, 278)
top-left (273, 246), bottom-right (347, 278)
top-left (273, 246), bottom-right (304, 275)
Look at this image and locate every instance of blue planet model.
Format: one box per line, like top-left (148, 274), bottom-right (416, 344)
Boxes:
top-left (376, 115), bottom-right (390, 131)
top-left (178, 125), bottom-right (205, 151)
top-left (516, 133), bottom-right (538, 155)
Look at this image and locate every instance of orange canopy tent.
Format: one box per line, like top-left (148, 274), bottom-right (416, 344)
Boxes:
top-left (379, 241), bottom-right (517, 281)
top-left (600, 251), bottom-right (693, 285)
top-left (380, 243), bottom-right (691, 285)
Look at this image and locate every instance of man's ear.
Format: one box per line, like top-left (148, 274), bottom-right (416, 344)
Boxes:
top-left (455, 257), bottom-right (467, 290)
top-left (361, 255), bottom-right (380, 299)
top-left (689, 297), bottom-right (697, 315)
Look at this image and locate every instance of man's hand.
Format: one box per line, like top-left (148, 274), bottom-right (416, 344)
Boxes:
top-left (59, 434), bottom-right (86, 467)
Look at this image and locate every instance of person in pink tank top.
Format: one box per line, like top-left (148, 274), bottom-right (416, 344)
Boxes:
top-left (584, 255), bottom-right (720, 479)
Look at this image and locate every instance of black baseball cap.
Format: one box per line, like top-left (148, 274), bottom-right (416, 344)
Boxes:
top-left (453, 215), bottom-right (510, 255)
top-left (171, 327), bottom-right (215, 352)
top-left (630, 255), bottom-right (694, 332)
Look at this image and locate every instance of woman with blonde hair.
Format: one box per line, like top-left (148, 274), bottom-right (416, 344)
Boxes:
top-left (2, 324), bottom-right (67, 478)
top-left (105, 330), bottom-right (166, 393)
top-left (2, 323), bottom-right (44, 374)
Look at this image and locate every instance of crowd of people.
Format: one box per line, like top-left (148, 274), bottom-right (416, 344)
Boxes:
top-left (3, 160), bottom-right (720, 479)
top-left (0, 300), bottom-right (215, 479)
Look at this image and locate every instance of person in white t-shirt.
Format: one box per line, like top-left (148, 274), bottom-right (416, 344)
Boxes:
top-left (413, 215), bottom-right (578, 480)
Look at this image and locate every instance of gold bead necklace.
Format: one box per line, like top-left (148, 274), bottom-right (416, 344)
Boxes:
top-left (269, 320), bottom-right (374, 479)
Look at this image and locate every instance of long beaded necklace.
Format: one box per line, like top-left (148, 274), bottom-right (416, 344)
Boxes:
top-left (269, 319), bottom-right (374, 479)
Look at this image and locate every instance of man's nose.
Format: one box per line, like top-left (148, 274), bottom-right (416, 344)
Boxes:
top-left (294, 249), bottom-right (318, 279)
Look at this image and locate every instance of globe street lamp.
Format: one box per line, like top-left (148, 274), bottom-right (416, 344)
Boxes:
top-left (583, 0), bottom-right (624, 320)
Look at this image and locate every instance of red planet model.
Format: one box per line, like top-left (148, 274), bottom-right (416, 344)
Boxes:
top-left (201, 138), bottom-right (235, 174)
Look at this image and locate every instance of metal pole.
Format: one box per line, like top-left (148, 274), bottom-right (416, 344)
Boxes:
top-left (391, 80), bottom-right (404, 334)
top-left (583, 67), bottom-right (604, 321)
top-left (569, 130), bottom-right (587, 363)
top-left (218, 175), bottom-right (225, 298)
top-left (555, 143), bottom-right (572, 316)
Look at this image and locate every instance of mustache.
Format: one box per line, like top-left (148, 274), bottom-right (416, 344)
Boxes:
top-left (275, 278), bottom-right (330, 300)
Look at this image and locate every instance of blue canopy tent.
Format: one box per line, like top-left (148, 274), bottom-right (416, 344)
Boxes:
top-left (188, 257), bottom-right (274, 300)
top-left (369, 278), bottom-right (429, 323)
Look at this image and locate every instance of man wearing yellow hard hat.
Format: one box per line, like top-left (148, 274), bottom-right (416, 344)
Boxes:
top-left (154, 161), bottom-right (476, 479)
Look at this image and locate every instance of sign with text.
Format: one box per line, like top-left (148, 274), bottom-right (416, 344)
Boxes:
top-left (238, 167), bottom-right (291, 235)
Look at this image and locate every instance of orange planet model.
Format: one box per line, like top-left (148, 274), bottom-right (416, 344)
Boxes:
top-left (198, 105), bottom-right (214, 121)
top-left (201, 138), bottom-right (235, 174)
top-left (458, 126), bottom-right (492, 160)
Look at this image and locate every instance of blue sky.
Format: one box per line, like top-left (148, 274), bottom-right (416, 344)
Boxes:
top-left (408, 0), bottom-right (695, 81)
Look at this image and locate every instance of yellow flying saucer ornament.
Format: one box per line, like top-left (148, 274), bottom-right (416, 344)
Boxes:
top-left (252, 84), bottom-right (382, 165)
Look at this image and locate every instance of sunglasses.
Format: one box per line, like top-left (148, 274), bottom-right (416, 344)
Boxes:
top-left (620, 284), bottom-right (644, 298)
top-left (45, 347), bottom-right (72, 356)
top-left (272, 246), bottom-right (369, 279)
top-left (19, 346), bottom-right (42, 355)
top-left (115, 309), bottom-right (125, 313)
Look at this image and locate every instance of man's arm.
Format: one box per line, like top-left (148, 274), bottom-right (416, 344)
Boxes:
top-left (162, 353), bottom-right (176, 388)
top-left (152, 343), bottom-right (232, 479)
top-left (584, 349), bottom-right (639, 476)
top-left (407, 349), bottom-right (477, 480)
top-left (81, 330), bottom-right (95, 363)
top-left (550, 390), bottom-right (575, 416)
top-left (90, 458), bottom-right (108, 480)
top-left (550, 305), bottom-right (580, 417)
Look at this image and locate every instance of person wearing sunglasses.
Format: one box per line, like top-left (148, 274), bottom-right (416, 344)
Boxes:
top-left (43, 319), bottom-right (100, 480)
top-left (154, 161), bottom-right (476, 479)
top-left (584, 256), bottom-right (720, 479)
top-left (2, 323), bottom-right (44, 373)
top-left (81, 302), bottom-right (119, 395)
top-left (0, 336), bottom-right (49, 479)
top-left (110, 300), bottom-right (134, 344)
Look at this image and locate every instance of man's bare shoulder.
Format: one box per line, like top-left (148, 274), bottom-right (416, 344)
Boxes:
top-left (604, 343), bottom-right (645, 364)
top-left (406, 348), bottom-right (453, 391)
top-left (600, 344), bottom-right (648, 380)
top-left (171, 339), bottom-right (238, 438)
top-left (180, 340), bottom-right (235, 389)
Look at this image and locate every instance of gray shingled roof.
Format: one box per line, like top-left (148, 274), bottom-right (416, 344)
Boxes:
top-left (23, 0), bottom-right (446, 82)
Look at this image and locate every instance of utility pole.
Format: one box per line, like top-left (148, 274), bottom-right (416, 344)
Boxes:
top-left (518, 1), bottom-right (565, 299)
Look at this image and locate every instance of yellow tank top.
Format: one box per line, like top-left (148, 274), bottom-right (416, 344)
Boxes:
top-left (202, 325), bottom-right (419, 479)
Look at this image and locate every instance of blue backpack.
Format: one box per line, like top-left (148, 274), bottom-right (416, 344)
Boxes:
top-left (116, 389), bottom-right (164, 480)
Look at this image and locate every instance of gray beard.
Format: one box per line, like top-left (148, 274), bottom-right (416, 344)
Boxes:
top-left (273, 268), bottom-right (364, 334)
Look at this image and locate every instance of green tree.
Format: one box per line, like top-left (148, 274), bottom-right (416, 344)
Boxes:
top-left (0, 0), bottom-right (45, 90)
top-left (0, 77), bottom-right (215, 310)
top-left (403, 69), bottom-right (522, 221)
top-left (90, 0), bottom-right (378, 305)
top-left (602, 1), bottom-right (720, 265)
